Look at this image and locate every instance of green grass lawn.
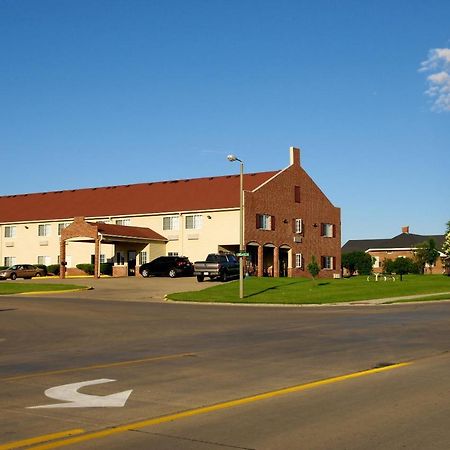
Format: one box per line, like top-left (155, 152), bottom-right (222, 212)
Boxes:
top-left (168, 275), bottom-right (450, 304)
top-left (0, 283), bottom-right (88, 295)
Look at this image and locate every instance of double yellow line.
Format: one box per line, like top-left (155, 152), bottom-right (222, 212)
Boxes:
top-left (1, 362), bottom-right (411, 450)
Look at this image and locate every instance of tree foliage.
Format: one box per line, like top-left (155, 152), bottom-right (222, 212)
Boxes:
top-left (307, 255), bottom-right (320, 279)
top-left (383, 257), bottom-right (420, 280)
top-left (341, 251), bottom-right (374, 276)
top-left (442, 220), bottom-right (450, 256)
top-left (414, 238), bottom-right (440, 274)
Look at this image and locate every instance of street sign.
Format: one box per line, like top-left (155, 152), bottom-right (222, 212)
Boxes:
top-left (236, 252), bottom-right (250, 257)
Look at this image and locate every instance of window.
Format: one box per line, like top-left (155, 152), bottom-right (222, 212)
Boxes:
top-left (58, 222), bottom-right (71, 235)
top-left (373, 256), bottom-right (380, 268)
top-left (168, 252), bottom-right (179, 256)
top-left (4, 226), bottom-right (16, 238)
top-left (295, 253), bottom-right (303, 268)
top-left (294, 218), bottom-right (303, 234)
top-left (37, 256), bottom-right (51, 265)
top-left (321, 256), bottom-right (335, 270)
top-left (256, 214), bottom-right (275, 231)
top-left (163, 216), bottom-right (179, 231)
top-left (115, 219), bottom-right (130, 226)
top-left (185, 214), bottom-right (202, 230)
top-left (100, 254), bottom-right (106, 264)
top-left (139, 252), bottom-right (147, 265)
top-left (38, 224), bottom-right (51, 237)
top-left (4, 256), bottom-right (16, 266)
top-left (294, 186), bottom-right (301, 203)
top-left (321, 223), bottom-right (334, 237)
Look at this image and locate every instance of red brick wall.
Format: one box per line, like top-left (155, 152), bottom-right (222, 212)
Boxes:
top-left (244, 163), bottom-right (341, 278)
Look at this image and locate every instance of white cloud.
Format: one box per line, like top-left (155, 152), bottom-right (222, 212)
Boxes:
top-left (419, 48), bottom-right (450, 112)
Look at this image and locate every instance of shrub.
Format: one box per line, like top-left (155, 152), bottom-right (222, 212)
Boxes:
top-left (47, 264), bottom-right (60, 276)
top-left (76, 263), bottom-right (113, 275)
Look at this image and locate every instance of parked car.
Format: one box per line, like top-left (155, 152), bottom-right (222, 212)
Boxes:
top-left (194, 253), bottom-right (239, 282)
top-left (139, 256), bottom-right (194, 278)
top-left (0, 264), bottom-right (46, 280)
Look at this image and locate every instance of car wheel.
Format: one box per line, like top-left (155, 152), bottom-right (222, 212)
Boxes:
top-left (141, 269), bottom-right (150, 278)
top-left (10, 273), bottom-right (17, 280)
top-left (197, 275), bottom-right (204, 282)
top-left (35, 273), bottom-right (41, 277)
top-left (168, 269), bottom-right (177, 278)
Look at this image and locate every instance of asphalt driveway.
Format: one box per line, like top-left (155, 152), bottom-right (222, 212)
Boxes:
top-left (14, 275), bottom-right (206, 302)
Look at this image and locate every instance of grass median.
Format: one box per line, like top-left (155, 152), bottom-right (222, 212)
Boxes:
top-left (0, 282), bottom-right (89, 295)
top-left (167, 274), bottom-right (450, 304)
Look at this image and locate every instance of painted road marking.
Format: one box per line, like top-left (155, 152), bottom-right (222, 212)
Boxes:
top-left (17, 362), bottom-right (411, 450)
top-left (28, 379), bottom-right (132, 409)
top-left (2, 352), bottom-right (195, 382)
top-left (0, 429), bottom-right (84, 450)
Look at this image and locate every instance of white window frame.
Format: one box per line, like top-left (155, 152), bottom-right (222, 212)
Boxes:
top-left (257, 214), bottom-right (272, 231)
top-left (322, 256), bottom-right (334, 270)
top-left (139, 251), bottom-right (148, 265)
top-left (4, 256), bottom-right (16, 266)
top-left (168, 252), bottom-right (179, 256)
top-left (58, 222), bottom-right (71, 235)
top-left (295, 253), bottom-right (303, 268)
top-left (163, 216), bottom-right (180, 231)
top-left (321, 223), bottom-right (334, 238)
top-left (38, 224), bottom-right (51, 237)
top-left (185, 214), bottom-right (202, 230)
top-left (295, 219), bottom-right (303, 234)
top-left (115, 219), bottom-right (130, 226)
top-left (37, 256), bottom-right (51, 265)
top-left (4, 226), bottom-right (16, 238)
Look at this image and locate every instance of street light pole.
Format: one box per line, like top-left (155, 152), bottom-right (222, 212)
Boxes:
top-left (227, 154), bottom-right (244, 299)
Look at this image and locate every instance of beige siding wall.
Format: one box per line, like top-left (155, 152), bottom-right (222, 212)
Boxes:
top-left (0, 209), bottom-right (239, 268)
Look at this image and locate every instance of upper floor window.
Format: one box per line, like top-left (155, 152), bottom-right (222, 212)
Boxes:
top-left (115, 219), bottom-right (130, 226)
top-left (186, 214), bottom-right (202, 230)
top-left (4, 226), bottom-right (16, 238)
top-left (256, 214), bottom-right (275, 231)
top-left (294, 218), bottom-right (303, 234)
top-left (58, 222), bottom-right (71, 235)
top-left (294, 186), bottom-right (301, 203)
top-left (321, 223), bottom-right (334, 237)
top-left (38, 224), bottom-right (51, 237)
top-left (163, 215), bottom-right (180, 231)
top-left (321, 256), bottom-right (335, 270)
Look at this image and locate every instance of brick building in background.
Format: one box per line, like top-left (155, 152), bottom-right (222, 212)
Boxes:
top-left (0, 147), bottom-right (341, 278)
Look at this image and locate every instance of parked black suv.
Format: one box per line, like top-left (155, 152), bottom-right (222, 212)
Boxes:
top-left (139, 256), bottom-right (194, 278)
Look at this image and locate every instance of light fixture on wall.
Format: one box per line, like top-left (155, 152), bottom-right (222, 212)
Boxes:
top-left (313, 223), bottom-right (318, 228)
top-left (25, 226), bottom-right (29, 229)
top-left (283, 219), bottom-right (288, 224)
top-left (207, 215), bottom-right (212, 219)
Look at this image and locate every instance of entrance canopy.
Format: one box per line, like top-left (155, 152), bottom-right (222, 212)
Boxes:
top-left (60, 217), bottom-right (167, 278)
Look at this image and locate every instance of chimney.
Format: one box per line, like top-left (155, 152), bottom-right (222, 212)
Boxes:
top-left (289, 146), bottom-right (301, 166)
top-left (402, 226), bottom-right (409, 234)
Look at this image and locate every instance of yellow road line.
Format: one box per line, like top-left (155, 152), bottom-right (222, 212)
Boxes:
top-left (2, 353), bottom-right (196, 382)
top-left (24, 362), bottom-right (411, 450)
top-left (0, 429), bottom-right (84, 450)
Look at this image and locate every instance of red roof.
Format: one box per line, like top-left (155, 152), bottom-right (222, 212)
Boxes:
top-left (96, 223), bottom-right (167, 241)
top-left (0, 171), bottom-right (279, 223)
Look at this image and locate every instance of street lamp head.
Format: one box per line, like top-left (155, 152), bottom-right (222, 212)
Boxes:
top-left (227, 154), bottom-right (237, 162)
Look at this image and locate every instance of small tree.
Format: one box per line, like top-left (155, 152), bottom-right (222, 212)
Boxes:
top-left (442, 220), bottom-right (450, 256)
top-left (414, 238), bottom-right (440, 274)
top-left (342, 251), bottom-right (373, 276)
top-left (307, 255), bottom-right (320, 280)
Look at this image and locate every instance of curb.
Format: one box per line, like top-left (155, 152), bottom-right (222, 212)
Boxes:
top-left (18, 287), bottom-right (94, 296)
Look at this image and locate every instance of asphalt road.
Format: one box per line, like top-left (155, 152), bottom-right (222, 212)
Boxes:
top-left (1, 295), bottom-right (449, 449)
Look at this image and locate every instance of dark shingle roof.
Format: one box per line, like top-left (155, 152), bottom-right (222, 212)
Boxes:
top-left (342, 233), bottom-right (445, 253)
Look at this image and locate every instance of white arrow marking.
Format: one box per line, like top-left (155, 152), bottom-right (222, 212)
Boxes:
top-left (27, 378), bottom-right (132, 409)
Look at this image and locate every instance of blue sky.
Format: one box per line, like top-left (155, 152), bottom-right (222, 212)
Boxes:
top-left (1, 0), bottom-right (449, 243)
